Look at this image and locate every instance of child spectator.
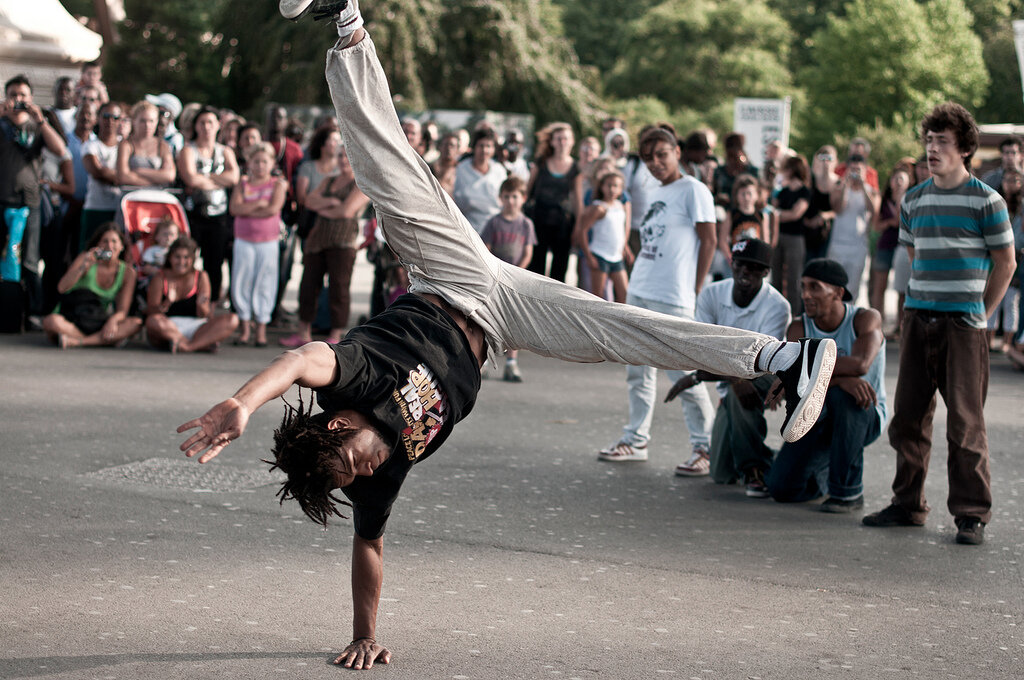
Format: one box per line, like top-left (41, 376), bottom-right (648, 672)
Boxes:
top-left (720, 174), bottom-right (769, 259)
top-left (480, 176), bottom-right (536, 382)
top-left (140, 217), bottom-right (180, 282)
top-left (575, 170), bottom-right (631, 304)
top-left (76, 62), bottom-right (109, 105)
top-left (229, 142), bottom-right (288, 347)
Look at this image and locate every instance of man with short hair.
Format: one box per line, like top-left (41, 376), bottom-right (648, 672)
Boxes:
top-left (863, 103), bottom-right (1016, 545)
top-left (51, 77), bottom-right (77, 138)
top-left (835, 137), bottom-right (879, 190)
top-left (0, 75), bottom-right (67, 320)
top-left (981, 135), bottom-right (1023, 190)
top-left (767, 259), bottom-right (886, 512)
top-left (599, 126), bottom-right (718, 475)
top-left (180, 1), bottom-right (838, 668)
top-left (665, 238), bottom-right (791, 496)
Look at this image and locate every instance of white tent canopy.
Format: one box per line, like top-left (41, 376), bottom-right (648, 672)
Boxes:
top-left (0, 0), bottom-right (102, 63)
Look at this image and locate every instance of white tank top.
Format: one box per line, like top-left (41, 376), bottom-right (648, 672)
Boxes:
top-left (588, 200), bottom-right (626, 263)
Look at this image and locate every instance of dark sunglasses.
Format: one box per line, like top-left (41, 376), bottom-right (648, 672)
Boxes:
top-left (101, 113), bottom-right (121, 120)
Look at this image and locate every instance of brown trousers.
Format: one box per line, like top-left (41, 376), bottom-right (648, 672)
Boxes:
top-left (887, 309), bottom-right (992, 524)
top-left (298, 247), bottom-right (357, 329)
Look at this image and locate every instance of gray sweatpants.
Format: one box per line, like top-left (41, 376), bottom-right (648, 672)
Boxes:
top-left (325, 35), bottom-right (772, 377)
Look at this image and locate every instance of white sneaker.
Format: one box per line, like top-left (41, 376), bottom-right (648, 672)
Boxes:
top-left (279, 0), bottom-right (351, 21)
top-left (776, 337), bottom-right (837, 442)
top-left (598, 441), bottom-right (648, 462)
top-left (674, 446), bottom-right (710, 477)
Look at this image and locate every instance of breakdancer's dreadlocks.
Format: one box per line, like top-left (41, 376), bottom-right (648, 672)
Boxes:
top-left (266, 392), bottom-right (355, 527)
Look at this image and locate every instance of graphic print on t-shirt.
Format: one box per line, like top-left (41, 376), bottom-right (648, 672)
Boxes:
top-left (638, 200), bottom-right (667, 261)
top-left (392, 362), bottom-right (449, 462)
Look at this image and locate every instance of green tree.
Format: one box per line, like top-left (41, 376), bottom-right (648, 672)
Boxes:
top-left (102, 0), bottom-right (231, 107)
top-left (766, 0), bottom-right (848, 70)
top-left (607, 0), bottom-right (795, 115)
top-left (426, 0), bottom-right (603, 129)
top-left (553, 0), bottom-right (659, 75)
top-left (798, 0), bottom-right (989, 151)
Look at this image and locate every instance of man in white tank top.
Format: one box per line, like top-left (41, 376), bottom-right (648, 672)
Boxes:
top-left (765, 259), bottom-right (887, 513)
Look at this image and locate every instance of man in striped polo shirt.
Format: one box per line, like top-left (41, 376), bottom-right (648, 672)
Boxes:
top-left (863, 103), bottom-right (1016, 545)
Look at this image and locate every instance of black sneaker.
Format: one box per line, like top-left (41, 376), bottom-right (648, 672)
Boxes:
top-left (776, 338), bottom-right (836, 442)
top-left (744, 468), bottom-right (769, 498)
top-left (279, 0), bottom-right (348, 21)
top-left (955, 517), bottom-right (985, 545)
top-left (820, 495), bottom-right (864, 513)
top-left (862, 503), bottom-right (925, 527)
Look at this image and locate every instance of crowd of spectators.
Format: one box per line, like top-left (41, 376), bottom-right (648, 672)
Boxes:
top-left (1, 63), bottom-right (1020, 541)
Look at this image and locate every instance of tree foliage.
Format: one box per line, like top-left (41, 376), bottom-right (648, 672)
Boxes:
top-left (797, 0), bottom-right (989, 151)
top-left (60, 0), bottom-right (1023, 159)
top-left (607, 0), bottom-right (795, 113)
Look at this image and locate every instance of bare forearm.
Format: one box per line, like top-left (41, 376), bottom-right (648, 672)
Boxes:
top-left (351, 535), bottom-right (384, 639)
top-left (237, 343), bottom-right (339, 416)
top-left (984, 250), bottom-right (1017, 316)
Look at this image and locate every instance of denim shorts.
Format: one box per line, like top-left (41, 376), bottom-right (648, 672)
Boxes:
top-left (592, 253), bottom-right (626, 274)
top-left (871, 247), bottom-right (895, 272)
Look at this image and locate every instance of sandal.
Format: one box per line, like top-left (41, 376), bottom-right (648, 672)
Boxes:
top-left (278, 333), bottom-right (311, 348)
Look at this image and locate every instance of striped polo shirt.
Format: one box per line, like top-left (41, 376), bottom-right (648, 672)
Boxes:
top-left (899, 176), bottom-right (1013, 327)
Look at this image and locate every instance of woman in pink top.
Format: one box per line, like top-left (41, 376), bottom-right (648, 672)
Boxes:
top-left (229, 142), bottom-right (287, 346)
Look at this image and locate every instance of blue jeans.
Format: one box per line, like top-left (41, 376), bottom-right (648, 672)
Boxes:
top-left (766, 387), bottom-right (880, 501)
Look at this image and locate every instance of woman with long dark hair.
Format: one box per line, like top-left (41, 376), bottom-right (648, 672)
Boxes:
top-left (177, 105), bottom-right (240, 305)
top-left (526, 122), bottom-right (581, 282)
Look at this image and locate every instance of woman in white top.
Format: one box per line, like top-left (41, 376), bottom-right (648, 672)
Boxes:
top-left (452, 128), bottom-right (507, 234)
top-left (80, 101), bottom-right (124, 251)
top-left (575, 169), bottom-right (631, 303)
top-left (828, 154), bottom-right (879, 303)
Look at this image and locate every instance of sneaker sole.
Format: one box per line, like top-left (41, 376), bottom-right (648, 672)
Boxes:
top-left (598, 452), bottom-right (648, 462)
top-left (674, 467), bottom-right (710, 477)
top-left (781, 339), bottom-right (837, 443)
top-left (279, 0), bottom-right (315, 19)
top-left (745, 489), bottom-right (769, 498)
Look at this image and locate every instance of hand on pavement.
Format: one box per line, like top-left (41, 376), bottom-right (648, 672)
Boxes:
top-left (334, 638), bottom-right (391, 670)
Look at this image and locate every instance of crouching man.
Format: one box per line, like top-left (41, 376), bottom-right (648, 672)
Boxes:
top-left (766, 259), bottom-right (886, 512)
top-left (664, 239), bottom-right (791, 496)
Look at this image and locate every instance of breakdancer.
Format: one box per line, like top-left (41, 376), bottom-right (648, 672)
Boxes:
top-left (178, 0), bottom-right (836, 669)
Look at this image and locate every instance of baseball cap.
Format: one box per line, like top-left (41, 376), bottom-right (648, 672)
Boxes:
top-left (731, 238), bottom-right (772, 268)
top-left (802, 258), bottom-right (853, 301)
top-left (145, 92), bottom-right (183, 120)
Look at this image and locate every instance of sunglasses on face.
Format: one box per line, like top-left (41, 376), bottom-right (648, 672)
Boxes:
top-left (101, 113), bottom-right (121, 120)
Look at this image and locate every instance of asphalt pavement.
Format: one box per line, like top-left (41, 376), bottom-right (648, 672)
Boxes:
top-left (2, 259), bottom-right (1022, 679)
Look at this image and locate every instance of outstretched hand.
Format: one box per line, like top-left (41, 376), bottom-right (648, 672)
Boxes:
top-left (177, 398), bottom-right (250, 463)
top-left (334, 638), bottom-right (391, 670)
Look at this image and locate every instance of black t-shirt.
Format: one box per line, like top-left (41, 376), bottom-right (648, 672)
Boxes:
top-left (0, 117), bottom-right (45, 207)
top-left (315, 294), bottom-right (482, 539)
top-left (776, 185), bottom-right (812, 236)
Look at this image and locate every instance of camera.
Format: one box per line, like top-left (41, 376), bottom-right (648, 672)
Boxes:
top-left (12, 102), bottom-right (28, 111)
top-left (96, 250), bottom-right (113, 262)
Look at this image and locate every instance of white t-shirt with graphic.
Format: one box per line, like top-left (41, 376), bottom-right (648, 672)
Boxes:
top-left (628, 174), bottom-right (716, 309)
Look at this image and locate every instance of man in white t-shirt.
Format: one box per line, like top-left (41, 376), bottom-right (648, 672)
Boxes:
top-left (599, 128), bottom-right (718, 474)
top-left (622, 130), bottom-right (664, 261)
top-left (665, 239), bottom-right (791, 496)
